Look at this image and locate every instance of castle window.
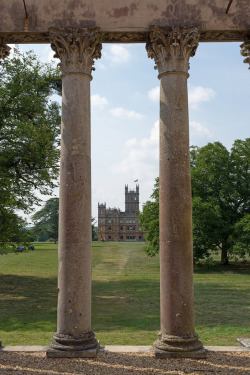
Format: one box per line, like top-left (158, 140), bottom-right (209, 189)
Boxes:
top-left (108, 226), bottom-right (111, 231)
top-left (101, 210), bottom-right (103, 214)
top-left (126, 219), bottom-right (129, 223)
top-left (135, 197), bottom-right (137, 200)
top-left (127, 226), bottom-right (129, 230)
top-left (133, 219), bottom-right (136, 223)
top-left (108, 219), bottom-right (111, 223)
top-left (108, 236), bottom-right (111, 240)
top-left (120, 219), bottom-right (123, 223)
top-left (130, 226), bottom-right (133, 231)
top-left (133, 227), bottom-right (135, 231)
top-left (120, 226), bottom-right (123, 230)
top-left (126, 236), bottom-right (129, 240)
top-left (120, 236), bottom-right (123, 240)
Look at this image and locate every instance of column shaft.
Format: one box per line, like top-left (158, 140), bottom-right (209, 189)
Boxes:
top-left (57, 73), bottom-right (92, 335)
top-left (159, 73), bottom-right (195, 337)
top-left (147, 26), bottom-right (206, 358)
top-left (0, 39), bottom-right (11, 349)
top-left (47, 28), bottom-right (101, 358)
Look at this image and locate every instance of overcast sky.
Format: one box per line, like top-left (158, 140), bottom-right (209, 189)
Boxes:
top-left (13, 41), bottom-right (250, 222)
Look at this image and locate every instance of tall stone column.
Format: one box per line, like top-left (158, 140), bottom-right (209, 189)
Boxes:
top-left (0, 39), bottom-right (11, 349)
top-left (240, 40), bottom-right (250, 69)
top-left (146, 27), bottom-right (206, 358)
top-left (47, 28), bottom-right (101, 358)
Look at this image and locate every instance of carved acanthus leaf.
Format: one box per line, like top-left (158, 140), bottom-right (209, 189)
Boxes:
top-left (0, 38), bottom-right (11, 62)
top-left (49, 28), bottom-right (102, 76)
top-left (146, 26), bottom-right (200, 75)
top-left (240, 40), bottom-right (250, 69)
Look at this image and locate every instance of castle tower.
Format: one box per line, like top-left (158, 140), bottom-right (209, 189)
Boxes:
top-left (125, 184), bottom-right (140, 213)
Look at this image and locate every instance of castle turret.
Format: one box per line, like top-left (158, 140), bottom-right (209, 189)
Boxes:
top-left (125, 185), bottom-right (139, 213)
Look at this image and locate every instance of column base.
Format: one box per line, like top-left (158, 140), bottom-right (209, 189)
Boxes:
top-left (46, 332), bottom-right (99, 358)
top-left (154, 332), bottom-right (207, 359)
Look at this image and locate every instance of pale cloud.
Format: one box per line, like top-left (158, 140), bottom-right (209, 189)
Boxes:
top-left (91, 94), bottom-right (109, 109)
top-left (110, 107), bottom-right (144, 120)
top-left (112, 121), bottom-right (159, 177)
top-left (190, 120), bottom-right (213, 145)
top-left (104, 45), bottom-right (131, 64)
top-left (148, 86), bottom-right (160, 102)
top-left (188, 85), bottom-right (217, 109)
top-left (148, 85), bottom-right (217, 109)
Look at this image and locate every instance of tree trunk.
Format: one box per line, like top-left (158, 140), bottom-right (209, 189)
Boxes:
top-left (221, 244), bottom-right (229, 265)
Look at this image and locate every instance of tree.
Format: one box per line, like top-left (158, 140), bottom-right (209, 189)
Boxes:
top-left (0, 47), bottom-right (61, 212)
top-left (139, 139), bottom-right (250, 264)
top-left (32, 198), bottom-right (98, 243)
top-left (32, 198), bottom-right (59, 243)
top-left (0, 47), bottom-right (61, 244)
top-left (92, 218), bottom-right (98, 241)
top-left (138, 178), bottom-right (159, 257)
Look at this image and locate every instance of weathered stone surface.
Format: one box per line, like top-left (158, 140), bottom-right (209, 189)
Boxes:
top-left (0, 39), bottom-right (11, 61)
top-left (155, 348), bottom-right (207, 359)
top-left (147, 27), bottom-right (204, 355)
top-left (240, 40), bottom-right (250, 69)
top-left (237, 337), bottom-right (250, 348)
top-left (146, 26), bottom-right (200, 75)
top-left (46, 345), bottom-right (99, 358)
top-left (46, 29), bottom-right (101, 355)
top-left (0, 0), bottom-right (249, 36)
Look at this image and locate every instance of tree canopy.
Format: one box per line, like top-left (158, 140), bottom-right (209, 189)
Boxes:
top-left (0, 47), bottom-right (61, 245)
top-left (139, 139), bottom-right (250, 264)
top-left (32, 198), bottom-right (59, 243)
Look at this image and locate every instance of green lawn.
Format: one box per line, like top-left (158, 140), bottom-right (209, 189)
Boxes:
top-left (0, 242), bottom-right (249, 346)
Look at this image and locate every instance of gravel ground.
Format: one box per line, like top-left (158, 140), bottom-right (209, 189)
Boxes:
top-left (0, 350), bottom-right (250, 375)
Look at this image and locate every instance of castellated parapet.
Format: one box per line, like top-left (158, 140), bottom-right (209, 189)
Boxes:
top-left (98, 185), bottom-right (145, 242)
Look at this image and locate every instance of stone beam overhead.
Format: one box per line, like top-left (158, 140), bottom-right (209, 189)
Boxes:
top-left (0, 39), bottom-right (11, 61)
top-left (0, 0), bottom-right (249, 43)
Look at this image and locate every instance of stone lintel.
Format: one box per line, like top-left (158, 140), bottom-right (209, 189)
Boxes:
top-left (155, 348), bottom-right (207, 359)
top-left (1, 30), bottom-right (249, 45)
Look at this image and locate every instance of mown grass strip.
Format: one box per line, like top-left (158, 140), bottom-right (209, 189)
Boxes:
top-left (0, 242), bottom-right (249, 346)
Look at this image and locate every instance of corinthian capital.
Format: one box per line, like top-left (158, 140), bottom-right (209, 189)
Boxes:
top-left (0, 39), bottom-right (11, 62)
top-left (49, 28), bottom-right (102, 77)
top-left (240, 40), bottom-right (250, 69)
top-left (146, 26), bottom-right (200, 77)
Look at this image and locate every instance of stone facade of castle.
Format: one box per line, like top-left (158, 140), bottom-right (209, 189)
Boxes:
top-left (98, 185), bottom-right (145, 241)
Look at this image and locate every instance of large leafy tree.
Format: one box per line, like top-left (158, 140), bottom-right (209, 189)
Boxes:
top-left (32, 198), bottom-right (98, 243)
top-left (0, 47), bottom-right (61, 244)
top-left (0, 47), bottom-right (61, 212)
top-left (138, 178), bottom-right (159, 257)
top-left (32, 198), bottom-right (59, 243)
top-left (139, 139), bottom-right (250, 264)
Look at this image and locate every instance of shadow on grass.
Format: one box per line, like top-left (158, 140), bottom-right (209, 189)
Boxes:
top-left (0, 274), bottom-right (58, 332)
top-left (194, 262), bottom-right (250, 275)
top-left (0, 266), bottom-right (249, 334)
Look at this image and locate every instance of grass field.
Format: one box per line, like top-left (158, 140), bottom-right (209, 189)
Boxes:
top-left (0, 242), bottom-right (249, 346)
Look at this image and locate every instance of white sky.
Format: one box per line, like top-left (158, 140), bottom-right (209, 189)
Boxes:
top-left (13, 42), bottom-right (250, 223)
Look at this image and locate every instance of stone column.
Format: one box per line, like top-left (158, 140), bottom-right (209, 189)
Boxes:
top-left (146, 27), bottom-right (206, 359)
top-left (0, 39), bottom-right (11, 349)
top-left (240, 40), bottom-right (250, 69)
top-left (47, 28), bottom-right (101, 358)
